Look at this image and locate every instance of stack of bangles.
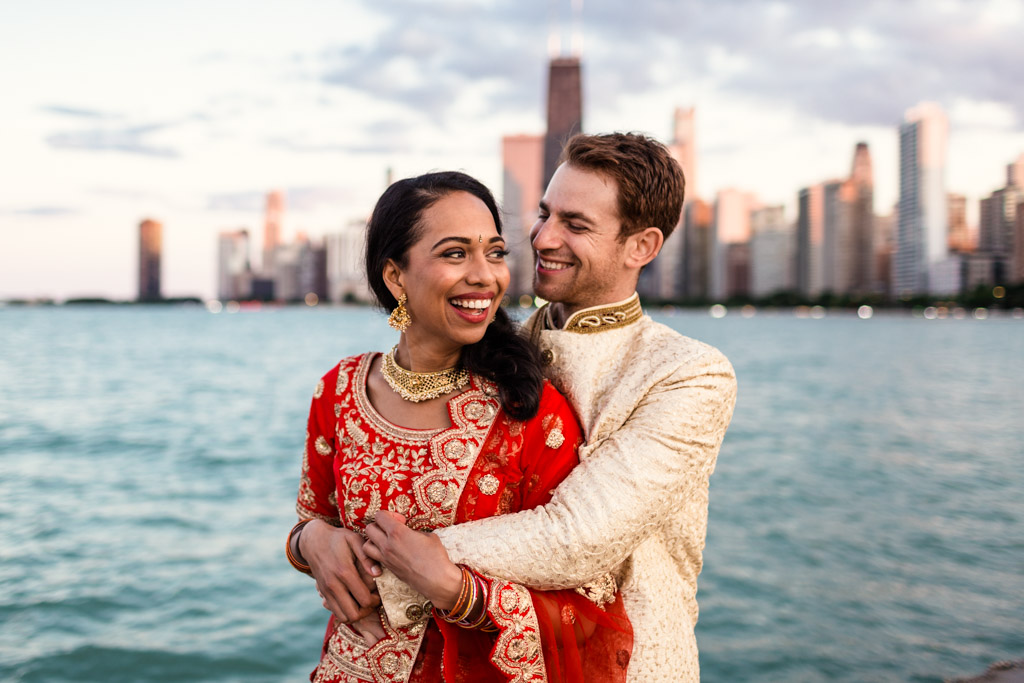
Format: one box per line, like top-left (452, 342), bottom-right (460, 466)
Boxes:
top-left (435, 565), bottom-right (497, 632)
top-left (286, 519), bottom-right (313, 576)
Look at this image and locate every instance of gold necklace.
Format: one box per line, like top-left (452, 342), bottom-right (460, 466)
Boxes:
top-left (381, 345), bottom-right (469, 402)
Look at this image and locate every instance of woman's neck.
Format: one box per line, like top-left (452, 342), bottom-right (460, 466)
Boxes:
top-left (394, 335), bottom-right (461, 372)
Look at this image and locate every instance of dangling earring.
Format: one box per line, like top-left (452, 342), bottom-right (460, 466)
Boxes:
top-left (388, 293), bottom-right (412, 332)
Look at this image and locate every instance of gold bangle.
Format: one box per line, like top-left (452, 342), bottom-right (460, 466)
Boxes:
top-left (286, 519), bottom-right (313, 575)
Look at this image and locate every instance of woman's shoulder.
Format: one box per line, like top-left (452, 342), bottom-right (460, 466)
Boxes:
top-left (530, 380), bottom-right (581, 431)
top-left (314, 352), bottom-right (377, 399)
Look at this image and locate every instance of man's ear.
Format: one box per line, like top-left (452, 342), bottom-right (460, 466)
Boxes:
top-left (624, 227), bottom-right (664, 269)
top-left (382, 259), bottom-right (405, 300)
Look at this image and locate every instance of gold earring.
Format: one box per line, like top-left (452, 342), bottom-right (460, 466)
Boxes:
top-left (388, 293), bottom-right (412, 332)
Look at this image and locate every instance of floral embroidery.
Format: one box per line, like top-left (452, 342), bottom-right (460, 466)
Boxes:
top-left (544, 428), bottom-right (564, 449)
top-left (487, 582), bottom-right (547, 682)
top-left (314, 379), bottom-right (324, 399)
top-left (477, 474), bottom-right (500, 495)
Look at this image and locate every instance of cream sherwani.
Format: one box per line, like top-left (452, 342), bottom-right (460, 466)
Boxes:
top-left (380, 294), bottom-right (737, 682)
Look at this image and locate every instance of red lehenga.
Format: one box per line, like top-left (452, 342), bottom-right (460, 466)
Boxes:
top-left (296, 353), bottom-right (632, 683)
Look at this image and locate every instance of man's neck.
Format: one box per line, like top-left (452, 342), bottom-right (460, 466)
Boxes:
top-left (548, 293), bottom-right (639, 329)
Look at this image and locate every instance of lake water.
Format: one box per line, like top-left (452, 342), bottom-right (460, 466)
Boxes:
top-left (1, 306), bottom-right (1022, 682)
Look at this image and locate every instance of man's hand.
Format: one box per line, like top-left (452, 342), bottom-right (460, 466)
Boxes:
top-left (363, 511), bottom-right (463, 610)
top-left (300, 519), bottom-right (382, 622)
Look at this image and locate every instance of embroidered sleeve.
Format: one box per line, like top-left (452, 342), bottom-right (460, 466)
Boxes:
top-left (434, 348), bottom-right (737, 589)
top-left (296, 365), bottom-right (342, 525)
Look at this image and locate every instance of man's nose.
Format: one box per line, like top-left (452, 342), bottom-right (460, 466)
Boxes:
top-left (531, 219), bottom-right (559, 252)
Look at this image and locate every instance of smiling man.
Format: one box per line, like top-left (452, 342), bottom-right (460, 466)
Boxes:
top-left (366, 132), bottom-right (738, 681)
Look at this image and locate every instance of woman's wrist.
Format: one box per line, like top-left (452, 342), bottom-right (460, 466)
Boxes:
top-left (432, 562), bottom-right (467, 611)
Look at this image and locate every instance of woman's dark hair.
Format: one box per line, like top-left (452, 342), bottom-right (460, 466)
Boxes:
top-left (364, 171), bottom-right (544, 420)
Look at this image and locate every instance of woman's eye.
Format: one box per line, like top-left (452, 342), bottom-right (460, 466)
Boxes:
top-left (489, 249), bottom-right (509, 259)
top-left (442, 249), bottom-right (465, 259)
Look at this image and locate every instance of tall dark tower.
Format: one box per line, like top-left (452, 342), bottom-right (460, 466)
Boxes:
top-left (138, 218), bottom-right (162, 301)
top-left (542, 58), bottom-right (583, 189)
top-left (542, 0), bottom-right (583, 188)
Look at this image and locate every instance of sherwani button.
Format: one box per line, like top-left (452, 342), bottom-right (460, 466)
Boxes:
top-left (541, 349), bottom-right (554, 365)
top-left (405, 604), bottom-right (424, 621)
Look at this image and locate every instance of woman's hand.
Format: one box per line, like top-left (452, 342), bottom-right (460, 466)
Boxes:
top-left (351, 610), bottom-right (387, 647)
top-left (363, 511), bottom-right (463, 610)
top-left (299, 519), bottom-right (382, 622)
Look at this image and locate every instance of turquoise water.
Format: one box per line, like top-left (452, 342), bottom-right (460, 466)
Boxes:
top-left (1, 306), bottom-right (1022, 682)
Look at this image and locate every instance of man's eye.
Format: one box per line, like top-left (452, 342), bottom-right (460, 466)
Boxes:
top-left (567, 224), bottom-right (586, 232)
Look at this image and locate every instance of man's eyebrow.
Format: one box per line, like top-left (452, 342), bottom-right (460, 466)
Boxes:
top-left (538, 200), bottom-right (595, 225)
top-left (430, 235), bottom-right (505, 249)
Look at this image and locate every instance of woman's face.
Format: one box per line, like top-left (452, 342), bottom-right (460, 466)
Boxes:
top-left (389, 191), bottom-right (510, 354)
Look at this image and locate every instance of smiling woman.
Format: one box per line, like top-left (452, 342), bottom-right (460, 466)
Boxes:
top-left (285, 171), bottom-right (632, 683)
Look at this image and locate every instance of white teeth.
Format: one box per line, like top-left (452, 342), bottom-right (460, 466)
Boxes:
top-left (450, 298), bottom-right (492, 310)
top-left (539, 259), bottom-right (570, 270)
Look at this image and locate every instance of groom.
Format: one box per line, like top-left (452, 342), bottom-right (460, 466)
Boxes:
top-left (366, 132), bottom-right (737, 680)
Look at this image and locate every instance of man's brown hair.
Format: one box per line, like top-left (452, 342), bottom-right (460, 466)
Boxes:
top-left (560, 132), bottom-right (686, 241)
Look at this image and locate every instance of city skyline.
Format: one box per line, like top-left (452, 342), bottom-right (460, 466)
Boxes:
top-left (3, 1), bottom-right (1024, 300)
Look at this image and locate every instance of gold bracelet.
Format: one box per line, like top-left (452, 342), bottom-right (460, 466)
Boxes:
top-left (286, 519), bottom-right (313, 575)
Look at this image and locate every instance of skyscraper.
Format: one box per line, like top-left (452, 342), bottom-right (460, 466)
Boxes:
top-left (979, 154), bottom-right (1024, 283)
top-left (750, 205), bottom-right (793, 298)
top-left (645, 106), bottom-right (698, 301)
top-left (710, 189), bottom-right (758, 300)
top-left (947, 193), bottom-right (970, 253)
top-left (138, 218), bottom-right (162, 301)
top-left (796, 184), bottom-right (825, 298)
top-left (846, 142), bottom-right (875, 293)
top-left (669, 107), bottom-right (697, 202)
top-left (542, 56), bottom-right (583, 189)
top-left (217, 229), bottom-right (251, 301)
top-left (895, 102), bottom-right (949, 296)
top-left (263, 190), bottom-right (284, 274)
top-left (502, 134), bottom-right (545, 300)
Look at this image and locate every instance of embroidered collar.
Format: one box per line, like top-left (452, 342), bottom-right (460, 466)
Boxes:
top-left (542, 293), bottom-right (644, 334)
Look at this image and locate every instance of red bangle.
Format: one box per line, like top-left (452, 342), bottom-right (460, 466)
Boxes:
top-left (286, 519), bottom-right (313, 575)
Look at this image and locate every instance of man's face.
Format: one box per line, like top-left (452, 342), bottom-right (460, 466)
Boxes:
top-left (529, 163), bottom-right (632, 313)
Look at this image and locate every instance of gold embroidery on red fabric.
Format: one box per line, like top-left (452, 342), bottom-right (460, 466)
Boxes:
top-left (487, 582), bottom-right (548, 682)
top-left (314, 379), bottom-right (325, 399)
top-left (324, 354), bottom-right (504, 681)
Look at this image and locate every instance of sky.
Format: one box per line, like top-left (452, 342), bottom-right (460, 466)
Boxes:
top-left (2, 0), bottom-right (1024, 301)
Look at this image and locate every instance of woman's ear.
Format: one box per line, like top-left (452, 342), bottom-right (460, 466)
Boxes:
top-left (382, 259), bottom-right (405, 301)
top-left (624, 227), bottom-right (664, 269)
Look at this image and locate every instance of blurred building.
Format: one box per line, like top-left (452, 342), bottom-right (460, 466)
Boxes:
top-left (502, 134), bottom-right (544, 300)
top-left (895, 102), bottom-right (950, 296)
top-left (542, 56), bottom-right (583, 189)
top-left (750, 205), bottom-right (793, 298)
top-left (298, 238), bottom-right (328, 304)
top-left (138, 218), bottom-right (162, 301)
top-left (326, 218), bottom-right (370, 303)
top-left (796, 184), bottom-right (825, 298)
top-left (947, 193), bottom-right (971, 253)
top-left (263, 190), bottom-right (284, 274)
top-left (846, 142), bottom-right (876, 294)
top-left (1015, 197), bottom-right (1024, 283)
top-left (710, 188), bottom-right (758, 300)
top-left (642, 106), bottom-right (698, 301)
top-left (978, 154), bottom-right (1024, 284)
top-left (217, 229), bottom-right (252, 301)
top-left (874, 209), bottom-right (897, 296)
top-left (682, 199), bottom-right (712, 300)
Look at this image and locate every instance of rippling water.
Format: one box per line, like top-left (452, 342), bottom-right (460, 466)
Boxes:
top-left (1, 306), bottom-right (1021, 682)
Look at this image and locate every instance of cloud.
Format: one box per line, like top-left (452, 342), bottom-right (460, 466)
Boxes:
top-left (574, 0), bottom-right (1024, 127)
top-left (207, 186), bottom-right (358, 213)
top-left (46, 121), bottom-right (181, 158)
top-left (39, 104), bottom-right (116, 119)
top-left (0, 206), bottom-right (79, 217)
top-left (317, 1), bottom-right (547, 124)
top-left (323, 1), bottom-right (1024, 131)
top-left (266, 136), bottom-right (407, 156)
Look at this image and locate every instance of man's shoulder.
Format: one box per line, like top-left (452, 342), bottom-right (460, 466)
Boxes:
top-left (631, 316), bottom-right (732, 373)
